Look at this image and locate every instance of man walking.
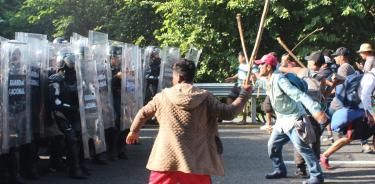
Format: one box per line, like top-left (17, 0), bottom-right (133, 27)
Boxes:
top-left (127, 59), bottom-right (251, 184)
top-left (257, 53), bottom-right (328, 184)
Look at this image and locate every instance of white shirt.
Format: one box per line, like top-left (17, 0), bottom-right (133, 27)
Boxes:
top-left (358, 68), bottom-right (375, 115)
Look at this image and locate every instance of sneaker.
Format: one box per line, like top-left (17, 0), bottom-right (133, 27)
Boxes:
top-left (319, 154), bottom-right (331, 170)
top-left (265, 170), bottom-right (287, 179)
top-left (295, 169), bottom-right (308, 178)
top-left (362, 144), bottom-right (374, 154)
top-left (302, 176), bottom-right (324, 184)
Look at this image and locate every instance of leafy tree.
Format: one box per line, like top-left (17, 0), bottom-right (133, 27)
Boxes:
top-left (155, 0), bottom-right (375, 82)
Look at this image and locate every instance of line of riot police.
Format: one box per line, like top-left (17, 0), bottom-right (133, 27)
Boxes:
top-left (0, 31), bottom-right (202, 183)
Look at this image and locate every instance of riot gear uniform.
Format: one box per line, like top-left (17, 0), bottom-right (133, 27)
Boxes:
top-left (109, 45), bottom-right (128, 160)
top-left (48, 50), bottom-right (88, 179)
top-left (144, 47), bottom-right (161, 105)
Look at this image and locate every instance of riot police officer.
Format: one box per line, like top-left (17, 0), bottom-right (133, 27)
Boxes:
top-left (144, 47), bottom-right (161, 105)
top-left (48, 47), bottom-right (88, 179)
top-left (109, 45), bottom-right (128, 160)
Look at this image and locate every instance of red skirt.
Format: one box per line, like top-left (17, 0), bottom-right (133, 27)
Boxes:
top-left (149, 171), bottom-right (212, 184)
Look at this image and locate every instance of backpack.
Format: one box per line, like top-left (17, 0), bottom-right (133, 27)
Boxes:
top-left (336, 71), bottom-right (363, 108)
top-left (283, 73), bottom-right (308, 93)
top-left (302, 71), bottom-right (323, 103)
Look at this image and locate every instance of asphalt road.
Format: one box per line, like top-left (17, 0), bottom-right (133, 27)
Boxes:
top-left (29, 127), bottom-right (375, 184)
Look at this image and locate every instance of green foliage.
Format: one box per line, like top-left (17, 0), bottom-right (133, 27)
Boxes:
top-left (1, 0), bottom-right (374, 82)
top-left (155, 0), bottom-right (375, 82)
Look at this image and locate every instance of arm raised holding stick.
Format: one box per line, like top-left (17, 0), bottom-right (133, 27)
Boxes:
top-left (245, 0), bottom-right (271, 85)
top-left (276, 37), bottom-right (306, 68)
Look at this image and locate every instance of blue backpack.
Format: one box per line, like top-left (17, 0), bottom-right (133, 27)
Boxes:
top-left (283, 73), bottom-right (308, 93)
top-left (336, 71), bottom-right (363, 108)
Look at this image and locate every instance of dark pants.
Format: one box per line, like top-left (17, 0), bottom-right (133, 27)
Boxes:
top-left (0, 148), bottom-right (21, 183)
top-left (54, 111), bottom-right (84, 169)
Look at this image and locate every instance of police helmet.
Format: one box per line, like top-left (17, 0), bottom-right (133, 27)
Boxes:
top-left (109, 45), bottom-right (122, 56)
top-left (53, 37), bottom-right (67, 44)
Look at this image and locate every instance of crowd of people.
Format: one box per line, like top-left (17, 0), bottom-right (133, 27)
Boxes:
top-left (223, 43), bottom-right (375, 184)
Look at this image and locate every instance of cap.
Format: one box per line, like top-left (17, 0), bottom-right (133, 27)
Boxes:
top-left (254, 54), bottom-right (278, 69)
top-left (357, 43), bottom-right (374, 53)
top-left (305, 51), bottom-right (325, 65)
top-left (331, 47), bottom-right (350, 57)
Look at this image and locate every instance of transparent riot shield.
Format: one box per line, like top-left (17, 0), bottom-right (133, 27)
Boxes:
top-left (88, 31), bottom-right (115, 129)
top-left (142, 46), bottom-right (160, 105)
top-left (108, 43), bottom-right (123, 131)
top-left (0, 37), bottom-right (8, 154)
top-left (15, 32), bottom-right (48, 138)
top-left (72, 34), bottom-right (106, 158)
top-left (1, 40), bottom-right (31, 152)
top-left (158, 47), bottom-right (180, 91)
top-left (121, 44), bottom-right (143, 130)
top-left (185, 45), bottom-right (202, 67)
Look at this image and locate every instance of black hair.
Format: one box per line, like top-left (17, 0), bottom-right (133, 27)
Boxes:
top-left (238, 51), bottom-right (245, 57)
top-left (173, 59), bottom-right (196, 83)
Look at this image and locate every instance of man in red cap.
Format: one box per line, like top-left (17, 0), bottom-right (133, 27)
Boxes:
top-left (256, 53), bottom-right (328, 184)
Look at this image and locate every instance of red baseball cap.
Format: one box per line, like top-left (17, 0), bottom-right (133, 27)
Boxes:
top-left (254, 54), bottom-right (278, 68)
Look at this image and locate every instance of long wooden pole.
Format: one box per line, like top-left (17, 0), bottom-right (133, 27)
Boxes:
top-left (236, 14), bottom-right (249, 64)
top-left (291, 27), bottom-right (324, 52)
top-left (277, 37), bottom-right (306, 68)
top-left (245, 0), bottom-right (271, 85)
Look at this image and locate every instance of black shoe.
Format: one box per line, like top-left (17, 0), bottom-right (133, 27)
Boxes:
top-left (118, 152), bottom-right (128, 160)
top-left (109, 155), bottom-right (119, 161)
top-left (265, 170), bottom-right (287, 179)
top-left (295, 169), bottom-right (308, 178)
top-left (9, 174), bottom-right (26, 184)
top-left (23, 167), bottom-right (40, 180)
top-left (49, 161), bottom-right (67, 173)
top-left (0, 172), bottom-right (10, 184)
top-left (92, 156), bottom-right (108, 165)
top-left (69, 167), bottom-right (87, 179)
top-left (80, 164), bottom-right (92, 176)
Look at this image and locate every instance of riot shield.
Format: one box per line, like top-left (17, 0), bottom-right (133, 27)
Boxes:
top-left (72, 34), bottom-right (106, 158)
top-left (1, 40), bottom-right (31, 153)
top-left (88, 31), bottom-right (115, 129)
top-left (108, 43), bottom-right (123, 131)
top-left (142, 46), bottom-right (160, 104)
top-left (185, 45), bottom-right (202, 67)
top-left (158, 47), bottom-right (180, 91)
top-left (121, 44), bottom-right (143, 130)
top-left (0, 37), bottom-right (8, 154)
top-left (15, 32), bottom-right (48, 138)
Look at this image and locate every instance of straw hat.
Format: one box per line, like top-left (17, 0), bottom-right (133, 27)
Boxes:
top-left (357, 43), bottom-right (374, 53)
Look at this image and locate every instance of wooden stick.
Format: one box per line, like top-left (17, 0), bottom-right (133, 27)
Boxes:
top-left (245, 0), bottom-right (271, 85)
top-left (236, 14), bottom-right (250, 64)
top-left (291, 27), bottom-right (324, 52)
top-left (276, 37), bottom-right (306, 68)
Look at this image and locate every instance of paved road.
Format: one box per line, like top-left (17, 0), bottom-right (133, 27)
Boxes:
top-left (30, 127), bottom-right (375, 184)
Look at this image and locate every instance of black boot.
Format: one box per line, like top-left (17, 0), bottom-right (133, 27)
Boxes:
top-left (118, 129), bottom-right (129, 160)
top-left (68, 165), bottom-right (87, 179)
top-left (92, 153), bottom-right (108, 165)
top-left (49, 135), bottom-right (67, 172)
top-left (8, 151), bottom-right (25, 184)
top-left (106, 128), bottom-right (120, 161)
